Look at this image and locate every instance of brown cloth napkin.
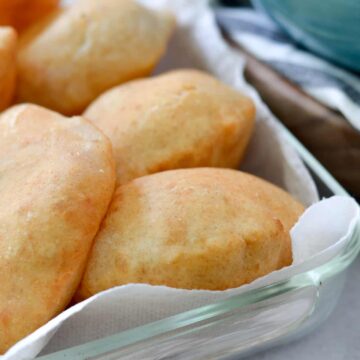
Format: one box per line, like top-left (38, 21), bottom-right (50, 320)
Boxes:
top-left (222, 33), bottom-right (360, 198)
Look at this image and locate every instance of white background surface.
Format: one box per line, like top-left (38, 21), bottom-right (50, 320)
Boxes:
top-left (248, 255), bottom-right (360, 360)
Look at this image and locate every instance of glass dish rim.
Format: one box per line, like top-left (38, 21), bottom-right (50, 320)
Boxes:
top-left (37, 124), bottom-right (360, 360)
top-left (38, 224), bottom-right (360, 360)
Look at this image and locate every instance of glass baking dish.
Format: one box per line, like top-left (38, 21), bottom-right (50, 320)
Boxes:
top-left (36, 122), bottom-right (360, 360)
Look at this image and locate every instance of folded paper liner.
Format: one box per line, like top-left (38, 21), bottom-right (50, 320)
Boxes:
top-left (3, 1), bottom-right (359, 359)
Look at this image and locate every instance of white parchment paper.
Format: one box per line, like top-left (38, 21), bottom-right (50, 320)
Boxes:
top-left (2, 1), bottom-right (359, 359)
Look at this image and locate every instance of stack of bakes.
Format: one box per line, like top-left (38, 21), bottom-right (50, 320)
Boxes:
top-left (0, 0), bottom-right (304, 353)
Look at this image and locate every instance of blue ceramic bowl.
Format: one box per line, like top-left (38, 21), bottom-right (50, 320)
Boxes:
top-left (252, 0), bottom-right (360, 72)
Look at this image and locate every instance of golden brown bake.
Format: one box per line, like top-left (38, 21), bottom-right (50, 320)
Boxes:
top-left (0, 26), bottom-right (16, 112)
top-left (16, 0), bottom-right (175, 115)
top-left (77, 168), bottom-right (304, 300)
top-left (84, 69), bottom-right (255, 185)
top-left (0, 104), bottom-right (116, 353)
top-left (0, 0), bottom-right (59, 32)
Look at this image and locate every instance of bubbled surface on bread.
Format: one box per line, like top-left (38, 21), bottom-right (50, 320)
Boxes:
top-left (84, 69), bottom-right (255, 185)
top-left (77, 168), bottom-right (304, 299)
top-left (0, 104), bottom-right (116, 353)
top-left (17, 0), bottom-right (175, 115)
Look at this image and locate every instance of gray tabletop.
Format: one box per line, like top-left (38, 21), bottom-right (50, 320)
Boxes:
top-left (247, 255), bottom-right (360, 360)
